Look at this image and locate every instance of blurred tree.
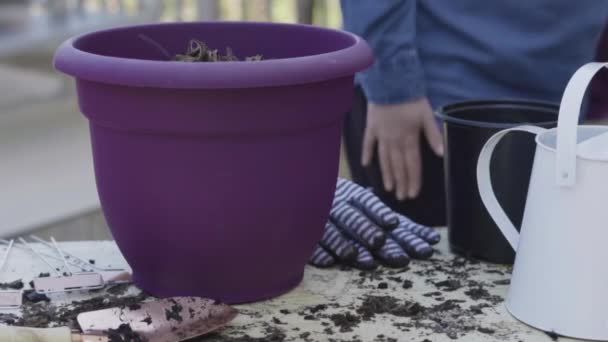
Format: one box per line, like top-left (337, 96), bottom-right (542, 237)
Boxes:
top-left (75, 0), bottom-right (85, 15)
top-left (218, 0), bottom-right (243, 20)
top-left (151, 0), bottom-right (339, 26)
top-left (297, 0), bottom-right (314, 24)
top-left (246, 0), bottom-right (271, 21)
top-left (197, 0), bottom-right (219, 20)
top-left (176, 0), bottom-right (184, 20)
top-left (271, 0), bottom-right (296, 22)
top-left (313, 0), bottom-right (327, 26)
top-left (47, 0), bottom-right (69, 23)
top-left (240, 0), bottom-right (247, 18)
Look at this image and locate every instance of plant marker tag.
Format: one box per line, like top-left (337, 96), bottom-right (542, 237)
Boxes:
top-left (31, 236), bottom-right (105, 294)
top-left (29, 235), bottom-right (133, 286)
top-left (0, 240), bottom-right (22, 309)
top-left (0, 290), bottom-right (22, 309)
top-left (33, 272), bottom-right (104, 294)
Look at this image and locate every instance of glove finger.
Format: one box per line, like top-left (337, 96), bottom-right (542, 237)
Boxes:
top-left (399, 216), bottom-right (441, 245)
top-left (331, 203), bottom-right (386, 250)
top-left (374, 237), bottom-right (410, 268)
top-left (391, 226), bottom-right (434, 259)
top-left (350, 190), bottom-right (399, 229)
top-left (319, 221), bottom-right (358, 262)
top-left (349, 242), bottom-right (378, 270)
top-left (309, 245), bottom-right (336, 268)
top-left (334, 178), bottom-right (365, 204)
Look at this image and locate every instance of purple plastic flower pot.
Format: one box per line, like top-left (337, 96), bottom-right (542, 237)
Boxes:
top-left (53, 21), bottom-right (373, 303)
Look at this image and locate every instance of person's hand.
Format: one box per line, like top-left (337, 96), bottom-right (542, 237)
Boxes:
top-left (362, 97), bottom-right (444, 200)
top-left (309, 178), bottom-right (441, 270)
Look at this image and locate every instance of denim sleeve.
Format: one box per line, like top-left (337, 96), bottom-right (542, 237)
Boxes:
top-left (340, 0), bottom-right (425, 104)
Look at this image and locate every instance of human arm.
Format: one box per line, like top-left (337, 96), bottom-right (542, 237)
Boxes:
top-left (340, 1), bottom-right (443, 200)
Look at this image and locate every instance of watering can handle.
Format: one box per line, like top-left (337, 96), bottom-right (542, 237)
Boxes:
top-left (556, 62), bottom-right (608, 187)
top-left (476, 125), bottom-right (546, 250)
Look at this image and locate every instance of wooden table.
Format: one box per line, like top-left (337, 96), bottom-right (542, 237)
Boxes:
top-left (0, 229), bottom-right (585, 341)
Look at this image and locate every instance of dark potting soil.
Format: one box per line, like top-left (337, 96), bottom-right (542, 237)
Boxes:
top-left (174, 39), bottom-right (264, 63)
top-left (0, 279), bottom-right (24, 290)
top-left (165, 299), bottom-right (184, 323)
top-left (22, 289), bottom-right (50, 304)
top-left (375, 334), bottom-right (398, 342)
top-left (309, 304), bottom-right (328, 314)
top-left (107, 283), bottom-right (132, 296)
top-left (107, 323), bottom-right (147, 342)
top-left (141, 315), bottom-right (152, 325)
top-left (465, 286), bottom-right (490, 300)
top-left (469, 303), bottom-right (491, 315)
top-left (349, 293), bottom-right (487, 340)
top-left (477, 326), bottom-right (496, 334)
top-left (272, 317), bottom-right (286, 325)
top-left (546, 331), bottom-right (560, 341)
top-left (6, 254), bottom-right (511, 341)
top-left (493, 279), bottom-right (511, 285)
top-left (387, 276), bottom-right (402, 283)
top-left (485, 269), bottom-right (504, 275)
top-left (328, 312), bottom-right (361, 332)
top-left (2, 290), bottom-right (150, 330)
top-left (464, 284), bottom-right (503, 305)
top-left (357, 295), bottom-right (424, 320)
top-left (434, 279), bottom-right (462, 291)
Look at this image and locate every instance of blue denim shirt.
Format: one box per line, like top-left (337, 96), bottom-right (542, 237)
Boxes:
top-left (340, 1), bottom-right (608, 109)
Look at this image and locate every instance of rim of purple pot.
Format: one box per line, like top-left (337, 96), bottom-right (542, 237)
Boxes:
top-left (53, 21), bottom-right (374, 89)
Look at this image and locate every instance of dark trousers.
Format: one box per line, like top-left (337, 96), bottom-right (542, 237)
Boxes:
top-left (342, 86), bottom-right (447, 227)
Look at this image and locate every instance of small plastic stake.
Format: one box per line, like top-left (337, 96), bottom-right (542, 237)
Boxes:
top-left (51, 236), bottom-right (73, 276)
top-left (0, 239), bottom-right (89, 272)
top-left (0, 240), bottom-right (14, 272)
top-left (0, 240), bottom-right (21, 309)
top-left (18, 237), bottom-right (61, 276)
top-left (30, 235), bottom-right (104, 272)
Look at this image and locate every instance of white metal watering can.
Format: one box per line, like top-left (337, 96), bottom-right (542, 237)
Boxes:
top-left (477, 62), bottom-right (608, 341)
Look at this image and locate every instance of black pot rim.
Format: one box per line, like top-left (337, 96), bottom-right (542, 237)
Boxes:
top-left (435, 98), bottom-right (559, 129)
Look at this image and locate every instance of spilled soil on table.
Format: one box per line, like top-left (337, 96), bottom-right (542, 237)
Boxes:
top-left (196, 255), bottom-right (514, 341)
top-left (0, 255), bottom-right (515, 341)
top-left (0, 286), bottom-right (150, 330)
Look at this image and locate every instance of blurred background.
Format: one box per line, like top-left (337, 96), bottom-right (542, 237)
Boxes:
top-left (0, 0), bottom-right (348, 241)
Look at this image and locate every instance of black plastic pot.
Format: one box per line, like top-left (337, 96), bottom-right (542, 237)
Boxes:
top-left (436, 100), bottom-right (558, 264)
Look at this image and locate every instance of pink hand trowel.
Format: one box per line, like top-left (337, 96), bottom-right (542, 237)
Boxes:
top-left (0, 296), bottom-right (238, 342)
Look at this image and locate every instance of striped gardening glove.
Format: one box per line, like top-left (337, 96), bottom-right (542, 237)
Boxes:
top-left (310, 178), bottom-right (441, 270)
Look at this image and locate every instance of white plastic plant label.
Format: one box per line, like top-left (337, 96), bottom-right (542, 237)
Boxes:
top-left (33, 272), bottom-right (104, 294)
top-left (0, 290), bottom-right (22, 309)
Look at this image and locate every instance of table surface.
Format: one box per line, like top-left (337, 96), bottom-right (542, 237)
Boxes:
top-left (0, 229), bottom-right (584, 342)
